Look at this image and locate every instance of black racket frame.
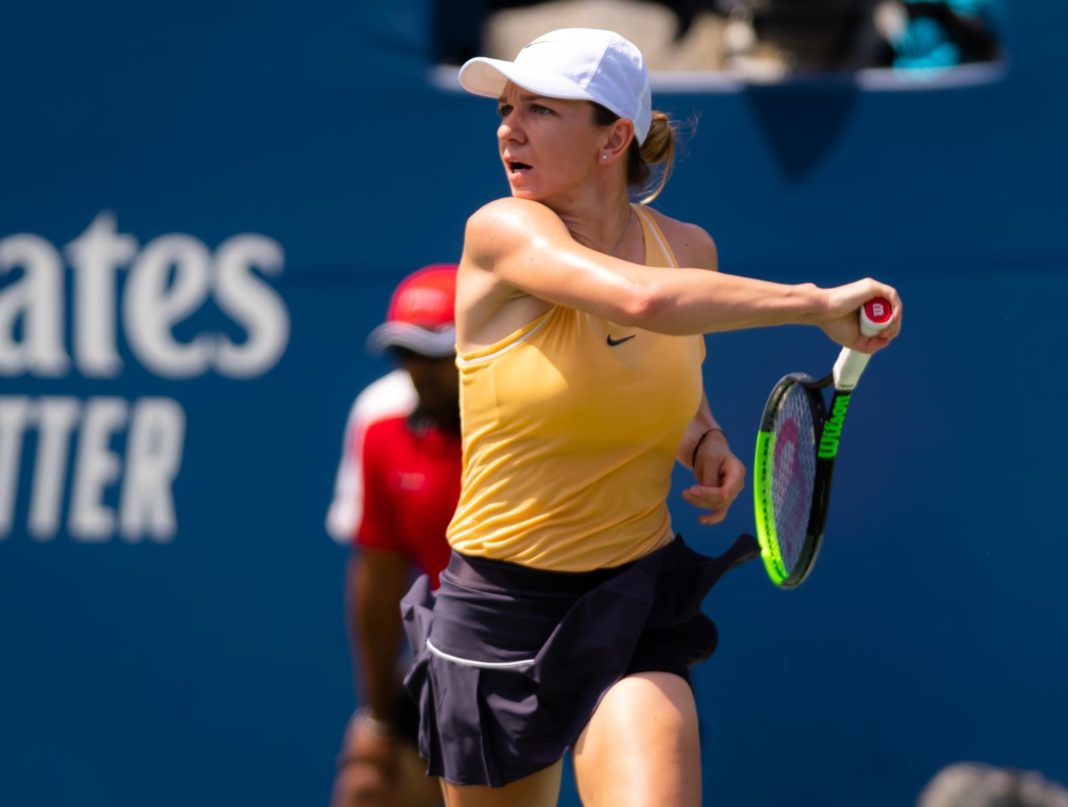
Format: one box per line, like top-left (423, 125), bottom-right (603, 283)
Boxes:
top-left (757, 369), bottom-right (848, 588)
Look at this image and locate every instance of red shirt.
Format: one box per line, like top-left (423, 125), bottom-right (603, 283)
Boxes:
top-left (356, 414), bottom-right (460, 588)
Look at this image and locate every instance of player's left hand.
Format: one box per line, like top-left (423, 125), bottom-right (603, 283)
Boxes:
top-left (682, 430), bottom-right (746, 526)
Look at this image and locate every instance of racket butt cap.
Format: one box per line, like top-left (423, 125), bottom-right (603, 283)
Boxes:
top-left (860, 298), bottom-right (894, 337)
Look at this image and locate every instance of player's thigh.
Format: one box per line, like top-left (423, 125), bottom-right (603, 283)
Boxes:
top-left (439, 759), bottom-right (562, 807)
top-left (572, 672), bottom-right (702, 807)
top-left (394, 742), bottom-right (445, 807)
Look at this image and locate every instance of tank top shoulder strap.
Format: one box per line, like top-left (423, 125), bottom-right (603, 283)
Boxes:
top-left (456, 306), bottom-right (559, 367)
top-left (632, 205), bottom-right (680, 269)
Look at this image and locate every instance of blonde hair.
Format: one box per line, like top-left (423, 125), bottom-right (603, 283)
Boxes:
top-left (592, 105), bottom-right (677, 204)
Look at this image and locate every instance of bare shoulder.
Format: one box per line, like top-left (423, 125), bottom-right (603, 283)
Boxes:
top-left (457, 198), bottom-right (558, 349)
top-left (465, 197), bottom-right (568, 258)
top-left (644, 207), bottom-right (718, 271)
top-left (467, 195), bottom-right (537, 227)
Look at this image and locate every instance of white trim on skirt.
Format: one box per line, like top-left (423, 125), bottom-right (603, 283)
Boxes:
top-left (425, 638), bottom-right (536, 669)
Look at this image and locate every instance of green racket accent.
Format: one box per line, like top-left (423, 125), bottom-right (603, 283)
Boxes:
top-left (753, 429), bottom-right (789, 585)
top-left (817, 392), bottom-right (853, 459)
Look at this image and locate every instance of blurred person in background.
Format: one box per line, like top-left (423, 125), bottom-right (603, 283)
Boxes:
top-left (717, 0), bottom-right (891, 74)
top-left (479, 0), bottom-right (733, 71)
top-left (719, 0), bottom-right (1001, 74)
top-left (430, 0), bottom-right (1002, 79)
top-left (882, 0), bottom-right (999, 70)
top-left (919, 762), bottom-right (1068, 807)
top-left (326, 265), bottom-right (460, 807)
top-left (433, 0), bottom-right (734, 70)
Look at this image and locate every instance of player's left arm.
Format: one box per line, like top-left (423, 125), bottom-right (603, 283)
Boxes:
top-left (680, 393), bottom-right (745, 526)
top-left (663, 212), bottom-right (746, 526)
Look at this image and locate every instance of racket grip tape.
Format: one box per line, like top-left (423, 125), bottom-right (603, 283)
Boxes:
top-left (833, 349), bottom-right (871, 391)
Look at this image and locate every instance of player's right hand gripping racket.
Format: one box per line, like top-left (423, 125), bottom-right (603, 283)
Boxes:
top-left (752, 298), bottom-right (894, 588)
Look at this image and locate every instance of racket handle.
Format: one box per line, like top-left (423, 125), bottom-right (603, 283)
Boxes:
top-left (833, 348), bottom-right (871, 391)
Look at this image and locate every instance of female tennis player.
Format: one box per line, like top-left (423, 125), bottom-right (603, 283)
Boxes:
top-left (401, 28), bottom-right (902, 806)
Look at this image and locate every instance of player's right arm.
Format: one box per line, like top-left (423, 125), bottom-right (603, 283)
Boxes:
top-left (458, 197), bottom-right (900, 350)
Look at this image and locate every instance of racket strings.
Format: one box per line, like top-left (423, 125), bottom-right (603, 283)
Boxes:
top-left (771, 385), bottom-right (818, 575)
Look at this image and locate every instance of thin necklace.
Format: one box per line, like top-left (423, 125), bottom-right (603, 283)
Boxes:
top-left (609, 207), bottom-right (633, 257)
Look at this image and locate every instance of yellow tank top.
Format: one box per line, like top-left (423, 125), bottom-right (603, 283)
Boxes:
top-left (447, 206), bottom-right (706, 571)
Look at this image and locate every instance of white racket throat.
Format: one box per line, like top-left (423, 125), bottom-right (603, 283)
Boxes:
top-left (832, 348), bottom-right (872, 391)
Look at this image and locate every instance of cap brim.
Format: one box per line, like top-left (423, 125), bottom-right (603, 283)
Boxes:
top-left (458, 56), bottom-right (595, 102)
top-left (366, 323), bottom-right (456, 358)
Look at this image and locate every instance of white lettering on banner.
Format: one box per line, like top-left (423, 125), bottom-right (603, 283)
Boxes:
top-left (69, 397), bottom-right (128, 541)
top-left (0, 212), bottom-right (290, 543)
top-left (118, 398), bottom-right (184, 540)
top-left (0, 235), bottom-right (69, 376)
top-left (124, 235), bottom-right (215, 378)
top-left (0, 211), bottom-right (290, 379)
top-left (29, 397), bottom-right (80, 537)
top-left (0, 396), bottom-right (186, 543)
top-left (213, 235), bottom-right (289, 378)
top-left (0, 397), bottom-right (32, 535)
top-left (65, 211), bottom-right (137, 378)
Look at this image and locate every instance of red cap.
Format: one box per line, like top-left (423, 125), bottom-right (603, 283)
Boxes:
top-left (366, 264), bottom-right (458, 357)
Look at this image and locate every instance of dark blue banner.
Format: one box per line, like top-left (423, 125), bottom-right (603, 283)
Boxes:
top-left (1, 1), bottom-right (1065, 805)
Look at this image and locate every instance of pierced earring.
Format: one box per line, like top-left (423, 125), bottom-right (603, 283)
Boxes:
top-left (601, 154), bottom-right (608, 161)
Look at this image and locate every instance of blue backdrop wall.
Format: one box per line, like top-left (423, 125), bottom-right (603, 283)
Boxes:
top-left (1, 2), bottom-right (1065, 805)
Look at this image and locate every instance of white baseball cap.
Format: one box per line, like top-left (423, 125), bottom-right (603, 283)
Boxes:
top-left (458, 28), bottom-right (653, 145)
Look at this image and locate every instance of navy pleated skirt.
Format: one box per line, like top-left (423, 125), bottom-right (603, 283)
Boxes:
top-left (400, 533), bottom-right (758, 787)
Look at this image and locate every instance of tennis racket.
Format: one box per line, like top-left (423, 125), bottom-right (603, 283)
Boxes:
top-left (752, 298), bottom-right (894, 588)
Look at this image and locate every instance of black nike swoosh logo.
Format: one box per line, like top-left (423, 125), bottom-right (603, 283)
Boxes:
top-left (606, 334), bottom-right (636, 347)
